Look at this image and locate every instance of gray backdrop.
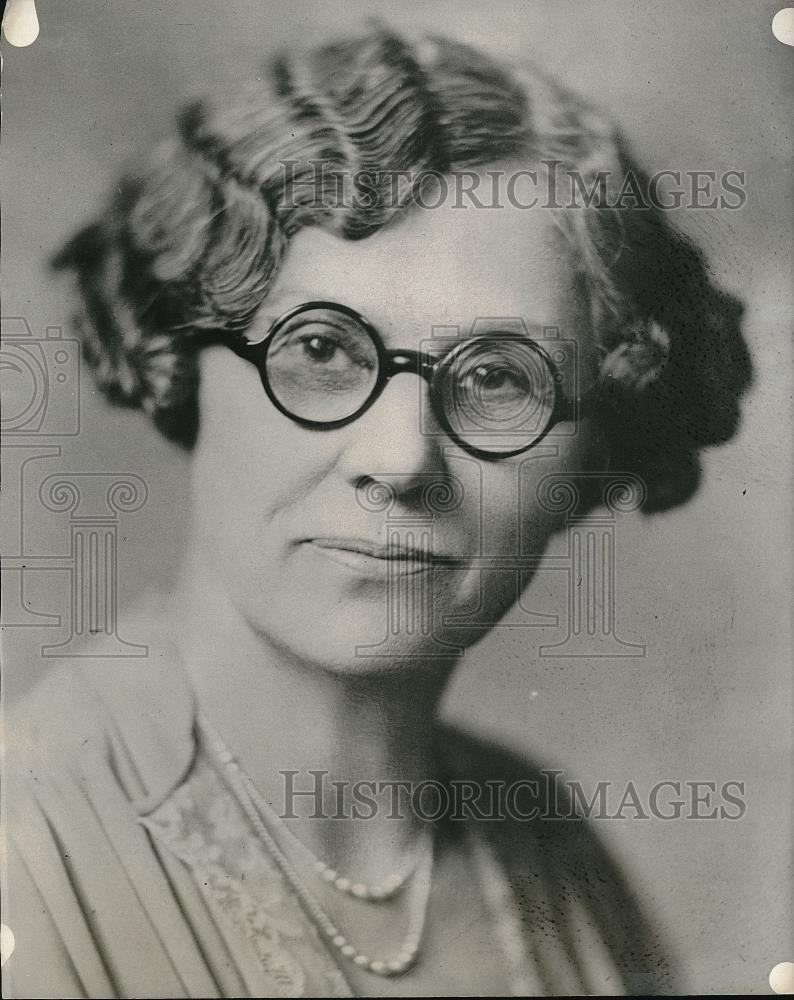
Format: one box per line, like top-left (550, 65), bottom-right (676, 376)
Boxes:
top-left (2, 1), bottom-right (792, 994)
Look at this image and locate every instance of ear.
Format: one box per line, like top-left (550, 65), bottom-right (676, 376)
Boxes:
top-left (600, 319), bottom-right (670, 393)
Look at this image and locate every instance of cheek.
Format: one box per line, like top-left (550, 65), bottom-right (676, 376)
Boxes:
top-left (478, 419), bottom-right (609, 553)
top-left (197, 346), bottom-right (286, 458)
top-left (188, 352), bottom-right (316, 584)
top-left (519, 419), bottom-right (611, 536)
top-left (192, 347), bottom-right (329, 516)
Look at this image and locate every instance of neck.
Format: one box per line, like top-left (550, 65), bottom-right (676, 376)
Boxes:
top-left (168, 536), bottom-right (458, 878)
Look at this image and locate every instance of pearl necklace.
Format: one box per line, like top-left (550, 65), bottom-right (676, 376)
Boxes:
top-left (235, 757), bottom-right (431, 902)
top-left (203, 719), bottom-right (435, 978)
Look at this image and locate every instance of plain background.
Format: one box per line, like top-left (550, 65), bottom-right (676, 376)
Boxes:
top-left (2, 1), bottom-right (791, 994)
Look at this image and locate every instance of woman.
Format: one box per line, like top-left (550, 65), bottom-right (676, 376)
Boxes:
top-left (3, 28), bottom-right (749, 998)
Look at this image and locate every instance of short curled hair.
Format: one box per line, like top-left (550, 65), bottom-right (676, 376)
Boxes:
top-left (53, 28), bottom-right (751, 512)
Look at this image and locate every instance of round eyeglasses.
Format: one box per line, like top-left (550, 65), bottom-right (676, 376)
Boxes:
top-left (231, 301), bottom-right (593, 460)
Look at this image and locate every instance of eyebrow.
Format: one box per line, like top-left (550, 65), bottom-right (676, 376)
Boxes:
top-left (251, 288), bottom-right (346, 331)
top-left (263, 286), bottom-right (328, 311)
top-left (256, 289), bottom-right (551, 343)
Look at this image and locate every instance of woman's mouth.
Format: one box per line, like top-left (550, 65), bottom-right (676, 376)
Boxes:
top-left (304, 537), bottom-right (464, 576)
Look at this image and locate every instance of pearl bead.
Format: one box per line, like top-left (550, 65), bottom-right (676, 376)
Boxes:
top-left (334, 877), bottom-right (351, 892)
top-left (322, 868), bottom-right (338, 882)
top-left (314, 860), bottom-right (327, 874)
top-left (353, 954), bottom-right (370, 967)
top-left (340, 944), bottom-right (356, 958)
top-left (369, 960), bottom-right (386, 974)
top-left (332, 935), bottom-right (346, 948)
top-left (351, 883), bottom-right (369, 898)
top-left (387, 959), bottom-right (405, 973)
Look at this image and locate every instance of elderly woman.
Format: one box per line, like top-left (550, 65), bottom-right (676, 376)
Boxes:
top-left (3, 28), bottom-right (749, 999)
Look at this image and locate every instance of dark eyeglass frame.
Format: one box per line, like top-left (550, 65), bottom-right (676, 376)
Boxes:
top-left (231, 300), bottom-right (596, 461)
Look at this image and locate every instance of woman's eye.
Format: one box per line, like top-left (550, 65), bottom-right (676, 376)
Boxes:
top-left (483, 367), bottom-right (510, 389)
top-left (289, 326), bottom-right (375, 371)
top-left (475, 365), bottom-right (529, 395)
top-left (302, 335), bottom-right (338, 363)
top-left (268, 317), bottom-right (378, 385)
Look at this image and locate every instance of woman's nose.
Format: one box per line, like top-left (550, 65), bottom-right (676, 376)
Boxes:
top-left (335, 372), bottom-right (446, 497)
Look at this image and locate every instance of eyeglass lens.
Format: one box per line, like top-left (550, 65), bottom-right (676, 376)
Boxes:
top-left (266, 307), bottom-right (380, 422)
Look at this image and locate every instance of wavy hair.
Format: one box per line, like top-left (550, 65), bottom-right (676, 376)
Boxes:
top-left (53, 29), bottom-right (751, 511)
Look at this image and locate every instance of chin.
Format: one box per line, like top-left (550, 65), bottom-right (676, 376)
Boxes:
top-left (228, 556), bottom-right (518, 674)
top-left (246, 594), bottom-right (476, 676)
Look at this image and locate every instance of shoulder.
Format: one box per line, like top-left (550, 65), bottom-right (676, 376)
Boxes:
top-left (437, 723), bottom-right (628, 880)
top-left (2, 608), bottom-right (199, 1000)
top-left (438, 723), bottom-right (678, 995)
top-left (5, 604), bottom-right (197, 813)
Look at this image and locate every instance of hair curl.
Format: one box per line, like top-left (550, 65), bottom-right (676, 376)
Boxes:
top-left (53, 28), bottom-right (751, 512)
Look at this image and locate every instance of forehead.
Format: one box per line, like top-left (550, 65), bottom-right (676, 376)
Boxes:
top-left (265, 191), bottom-right (585, 343)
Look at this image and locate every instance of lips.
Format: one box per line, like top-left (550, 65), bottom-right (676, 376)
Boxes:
top-left (305, 536), bottom-right (465, 572)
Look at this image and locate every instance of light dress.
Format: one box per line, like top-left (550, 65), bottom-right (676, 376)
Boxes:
top-left (2, 640), bottom-right (674, 998)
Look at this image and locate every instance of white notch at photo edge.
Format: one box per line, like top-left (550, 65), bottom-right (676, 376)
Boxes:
top-left (1, 0), bottom-right (39, 47)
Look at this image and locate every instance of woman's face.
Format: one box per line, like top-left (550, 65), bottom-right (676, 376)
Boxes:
top-left (192, 187), bottom-right (606, 671)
